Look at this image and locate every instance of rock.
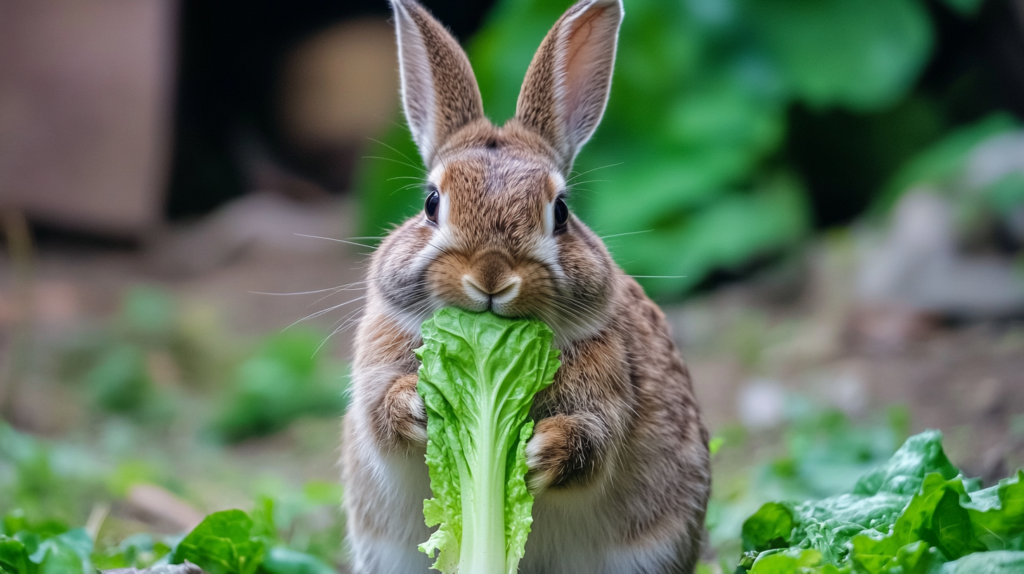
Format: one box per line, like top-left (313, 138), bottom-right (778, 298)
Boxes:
top-left (737, 379), bottom-right (787, 430)
top-left (126, 484), bottom-right (204, 532)
top-left (856, 190), bottom-right (1024, 326)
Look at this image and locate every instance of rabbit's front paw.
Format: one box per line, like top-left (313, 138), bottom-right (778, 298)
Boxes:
top-left (525, 415), bottom-right (578, 494)
top-left (382, 374), bottom-right (427, 446)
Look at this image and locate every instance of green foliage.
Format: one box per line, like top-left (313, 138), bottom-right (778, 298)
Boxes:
top-left (91, 534), bottom-right (171, 571)
top-left (208, 329), bottom-right (348, 443)
top-left (415, 309), bottom-right (560, 574)
top-left (248, 481), bottom-right (347, 568)
top-left (85, 345), bottom-right (154, 415)
top-left (736, 431), bottom-right (1024, 574)
top-left (58, 287), bottom-right (207, 422)
top-left (746, 0), bottom-right (932, 110)
top-left (706, 408), bottom-right (913, 574)
top-left (867, 112), bottom-right (1024, 244)
top-left (356, 0), bottom-right (992, 297)
top-left (56, 287), bottom-right (349, 443)
top-left (873, 114), bottom-right (1019, 215)
top-left (0, 503), bottom-right (340, 574)
top-left (168, 509), bottom-right (338, 574)
top-left (0, 425), bottom-right (109, 529)
top-left (172, 511), bottom-right (265, 574)
top-left (0, 516), bottom-right (93, 574)
top-left (260, 547), bottom-right (336, 574)
top-left (355, 124), bottom-right (424, 243)
top-left (939, 0), bottom-right (986, 17)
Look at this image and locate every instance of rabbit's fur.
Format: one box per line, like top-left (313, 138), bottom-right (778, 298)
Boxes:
top-left (341, 1), bottom-right (711, 572)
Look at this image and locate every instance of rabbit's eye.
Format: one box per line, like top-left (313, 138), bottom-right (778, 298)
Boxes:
top-left (554, 197), bottom-right (569, 232)
top-left (425, 189), bottom-right (440, 223)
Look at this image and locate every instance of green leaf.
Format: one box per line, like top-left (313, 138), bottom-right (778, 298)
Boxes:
top-left (984, 173), bottom-right (1024, 216)
top-left (864, 473), bottom-right (982, 559)
top-left (748, 548), bottom-right (836, 574)
top-left (593, 175), bottom-right (809, 297)
top-left (874, 114), bottom-right (1018, 214)
top-left (743, 502), bottom-right (796, 552)
top-left (121, 286), bottom-right (176, 336)
top-left (932, 551), bottom-right (1024, 574)
top-left (743, 431), bottom-right (961, 567)
top-left (33, 530), bottom-right (92, 574)
top-left (938, 0), bottom-right (986, 17)
top-left (91, 533), bottom-right (169, 570)
top-left (260, 547), bottom-right (335, 574)
top-left (747, 0), bottom-right (932, 110)
top-left (87, 345), bottom-right (153, 414)
top-left (853, 431), bottom-right (960, 497)
top-left (210, 329), bottom-right (348, 443)
top-left (354, 123), bottom-right (425, 238)
top-left (0, 536), bottom-right (32, 574)
top-left (171, 510), bottom-right (265, 574)
top-left (964, 470), bottom-right (1024, 551)
top-left (737, 429), bottom-right (1024, 574)
top-left (416, 309), bottom-right (560, 574)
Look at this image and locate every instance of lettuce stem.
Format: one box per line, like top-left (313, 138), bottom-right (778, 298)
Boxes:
top-left (415, 309), bottom-right (560, 574)
top-left (460, 397), bottom-right (505, 574)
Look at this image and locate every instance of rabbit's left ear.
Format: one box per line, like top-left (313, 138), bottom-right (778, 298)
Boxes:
top-left (515, 0), bottom-right (623, 174)
top-left (390, 0), bottom-right (484, 167)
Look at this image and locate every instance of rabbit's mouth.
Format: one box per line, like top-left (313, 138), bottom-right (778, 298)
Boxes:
top-left (462, 274), bottom-right (522, 314)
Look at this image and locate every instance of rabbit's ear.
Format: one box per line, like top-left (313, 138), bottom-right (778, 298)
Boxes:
top-left (515, 0), bottom-right (623, 173)
top-left (390, 0), bottom-right (484, 166)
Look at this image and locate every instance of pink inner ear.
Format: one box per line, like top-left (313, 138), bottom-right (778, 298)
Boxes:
top-left (559, 4), bottom-right (619, 149)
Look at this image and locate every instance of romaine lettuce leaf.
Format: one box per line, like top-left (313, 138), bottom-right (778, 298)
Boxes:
top-left (931, 550), bottom-right (1024, 573)
top-left (963, 470), bottom-right (1024, 551)
top-left (415, 308), bottom-right (560, 574)
top-left (743, 431), bottom-right (956, 563)
top-left (740, 430), bottom-right (1024, 574)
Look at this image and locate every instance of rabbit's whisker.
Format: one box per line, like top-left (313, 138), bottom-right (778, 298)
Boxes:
top-left (600, 230), bottom-right (653, 240)
top-left (366, 136), bottom-right (421, 167)
top-left (361, 155), bottom-right (423, 172)
top-left (294, 234), bottom-right (376, 249)
top-left (285, 295), bottom-right (368, 331)
top-left (566, 162), bottom-right (623, 184)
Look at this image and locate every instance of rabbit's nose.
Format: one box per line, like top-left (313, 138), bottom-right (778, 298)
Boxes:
top-left (463, 275), bottom-right (521, 308)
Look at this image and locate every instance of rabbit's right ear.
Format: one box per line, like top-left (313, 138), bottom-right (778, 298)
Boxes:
top-left (515, 0), bottom-right (623, 174)
top-left (390, 0), bottom-right (484, 167)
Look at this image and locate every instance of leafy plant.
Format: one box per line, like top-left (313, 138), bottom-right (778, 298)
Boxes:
top-left (172, 511), bottom-right (266, 574)
top-left (208, 329), bottom-right (348, 443)
top-left (58, 286), bottom-right (219, 423)
top-left (168, 509), bottom-right (337, 574)
top-left (248, 481), bottom-right (347, 569)
top-left (91, 533), bottom-right (172, 571)
top-left (0, 424), bottom-right (110, 529)
top-left (0, 505), bottom-right (339, 574)
top-left (0, 513), bottom-right (94, 574)
top-left (736, 430), bottom-right (1024, 573)
top-left (871, 113), bottom-right (1023, 237)
top-left (415, 308), bottom-right (560, 574)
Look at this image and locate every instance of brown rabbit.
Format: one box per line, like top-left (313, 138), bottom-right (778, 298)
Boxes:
top-left (340, 0), bottom-right (710, 572)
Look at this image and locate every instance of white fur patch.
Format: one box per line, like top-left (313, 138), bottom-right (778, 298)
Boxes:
top-left (461, 275), bottom-right (491, 309)
top-left (529, 172), bottom-right (568, 279)
top-left (490, 276), bottom-right (521, 309)
top-left (550, 170), bottom-right (567, 193)
top-left (344, 414), bottom-right (434, 573)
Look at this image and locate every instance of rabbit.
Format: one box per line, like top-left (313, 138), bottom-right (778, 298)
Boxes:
top-left (340, 0), bottom-right (711, 572)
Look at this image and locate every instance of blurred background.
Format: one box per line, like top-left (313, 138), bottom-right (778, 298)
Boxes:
top-left (1, 0), bottom-right (1023, 571)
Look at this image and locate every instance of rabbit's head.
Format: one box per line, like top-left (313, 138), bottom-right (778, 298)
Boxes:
top-left (373, 0), bottom-right (624, 344)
